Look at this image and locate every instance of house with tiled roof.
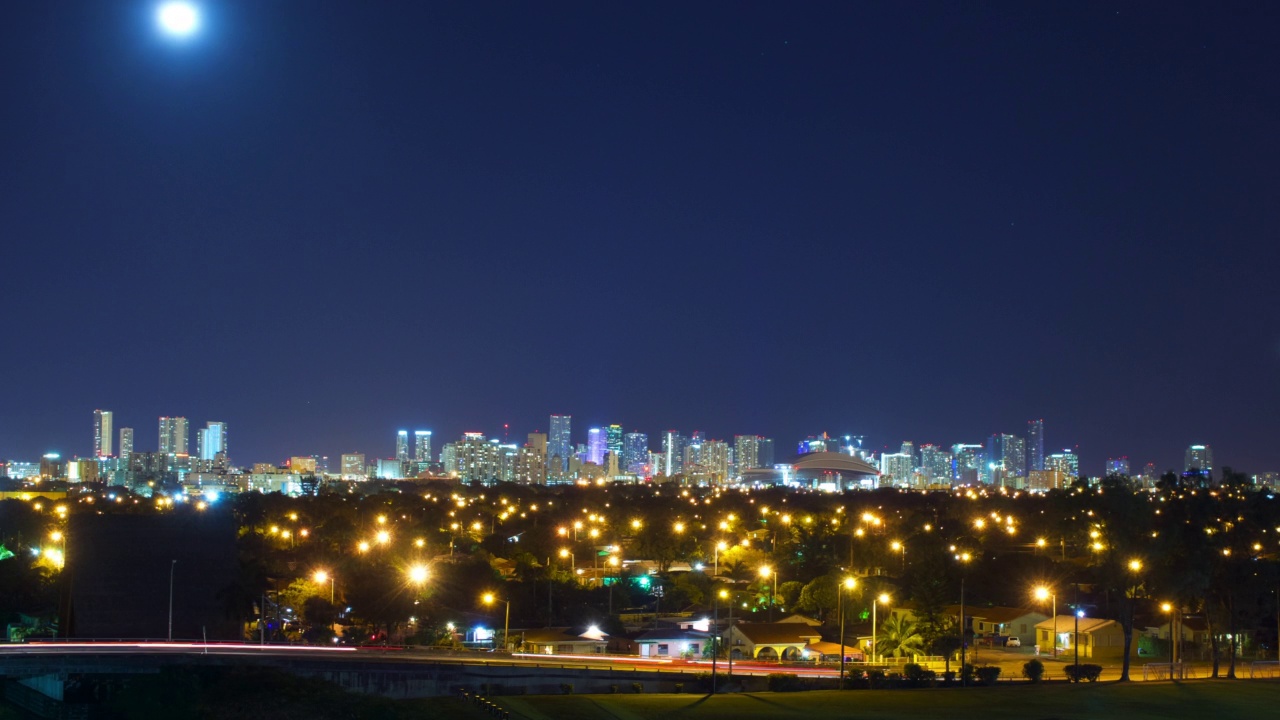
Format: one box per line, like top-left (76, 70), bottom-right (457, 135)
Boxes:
top-left (1035, 615), bottom-right (1138, 660)
top-left (723, 622), bottom-right (823, 660)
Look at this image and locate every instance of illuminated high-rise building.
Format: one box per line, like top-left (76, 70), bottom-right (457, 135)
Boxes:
top-left (118, 427), bottom-right (134, 461)
top-left (1184, 445), bottom-right (1213, 479)
top-left (587, 428), bottom-right (606, 466)
top-left (660, 430), bottom-right (683, 476)
top-left (549, 415), bottom-right (572, 472)
top-left (414, 431), bottom-right (432, 462)
top-left (158, 416), bottom-right (189, 456)
top-left (622, 432), bottom-right (649, 474)
top-left (1046, 448), bottom-right (1080, 477)
top-left (1027, 419), bottom-right (1045, 472)
top-left (880, 452), bottom-right (914, 487)
top-left (701, 440), bottom-right (730, 483)
top-left (606, 425), bottom-right (624, 458)
top-left (1105, 457), bottom-right (1130, 476)
top-left (734, 435), bottom-right (761, 476)
top-left (340, 453), bottom-right (366, 480)
top-left (985, 433), bottom-right (1025, 484)
top-left (920, 444), bottom-right (952, 483)
top-left (396, 431), bottom-right (409, 462)
top-left (758, 438), bottom-right (775, 468)
top-left (93, 410), bottom-right (113, 457)
top-left (951, 443), bottom-right (982, 485)
top-left (197, 421), bottom-right (227, 461)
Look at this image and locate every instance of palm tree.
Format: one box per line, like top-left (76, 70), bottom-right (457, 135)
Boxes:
top-left (876, 613), bottom-right (925, 658)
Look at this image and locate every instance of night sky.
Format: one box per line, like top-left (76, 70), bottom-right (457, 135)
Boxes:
top-left (2, 1), bottom-right (1277, 474)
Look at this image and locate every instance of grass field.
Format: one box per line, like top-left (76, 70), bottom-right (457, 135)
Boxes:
top-left (495, 680), bottom-right (1280, 720)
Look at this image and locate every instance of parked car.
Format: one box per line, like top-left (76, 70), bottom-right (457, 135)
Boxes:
top-left (1005, 636), bottom-right (1021, 647)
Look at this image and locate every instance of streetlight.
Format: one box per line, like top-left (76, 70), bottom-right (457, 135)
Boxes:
top-left (314, 570), bottom-right (335, 603)
top-left (1035, 586), bottom-right (1056, 657)
top-left (1161, 602), bottom-right (1175, 678)
top-left (559, 548), bottom-right (575, 582)
top-left (714, 540), bottom-right (728, 578)
top-left (407, 564), bottom-right (429, 585)
top-left (890, 540), bottom-right (905, 572)
top-left (168, 559), bottom-right (177, 641)
top-left (482, 592), bottom-right (511, 653)
top-left (838, 577), bottom-right (856, 687)
top-left (872, 592), bottom-right (890, 664)
top-left (759, 565), bottom-right (777, 622)
top-left (719, 589), bottom-right (734, 683)
top-left (956, 551), bottom-right (971, 685)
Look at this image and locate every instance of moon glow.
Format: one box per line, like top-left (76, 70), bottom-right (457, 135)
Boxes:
top-left (157, 2), bottom-right (199, 37)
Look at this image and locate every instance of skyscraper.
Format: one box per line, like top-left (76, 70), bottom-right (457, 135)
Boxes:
top-left (396, 431), bottom-right (409, 462)
top-left (414, 431), bottom-right (432, 463)
top-left (606, 425), bottom-right (624, 459)
top-left (549, 415), bottom-right (572, 472)
top-left (587, 428), bottom-right (606, 466)
top-left (93, 409), bottom-right (113, 457)
top-left (1027, 419), bottom-right (1045, 472)
top-left (1184, 445), bottom-right (1213, 478)
top-left (920, 444), bottom-right (952, 484)
top-left (660, 430), bottom-right (683, 476)
top-left (880, 452), bottom-right (914, 487)
top-left (758, 438), bottom-right (775, 468)
top-left (622, 432), bottom-right (649, 474)
top-left (1106, 457), bottom-right (1131, 476)
top-left (118, 427), bottom-right (134, 461)
top-left (734, 435), bottom-right (761, 476)
top-left (197, 421), bottom-right (227, 461)
top-left (1046, 449), bottom-right (1080, 477)
top-left (158, 417), bottom-right (189, 456)
top-left (986, 433), bottom-right (1026, 484)
top-left (701, 440), bottom-right (730, 483)
top-left (952, 444), bottom-right (983, 485)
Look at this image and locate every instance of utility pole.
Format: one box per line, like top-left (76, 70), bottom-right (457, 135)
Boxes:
top-left (167, 559), bottom-right (177, 641)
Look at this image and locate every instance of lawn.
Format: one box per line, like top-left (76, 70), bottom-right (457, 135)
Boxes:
top-left (497, 681), bottom-right (1280, 720)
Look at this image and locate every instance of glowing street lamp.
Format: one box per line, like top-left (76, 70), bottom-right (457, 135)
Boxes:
top-left (759, 565), bottom-right (777, 621)
top-left (314, 570), bottom-right (335, 603)
top-left (838, 577), bottom-right (857, 687)
top-left (482, 592), bottom-right (511, 653)
top-left (1035, 586), bottom-right (1056, 656)
top-left (872, 592), bottom-right (890, 664)
top-left (407, 564), bottom-right (429, 585)
top-left (890, 540), bottom-right (905, 572)
top-left (714, 540), bottom-right (728, 578)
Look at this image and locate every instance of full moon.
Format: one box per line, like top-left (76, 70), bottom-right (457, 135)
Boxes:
top-left (157, 2), bottom-right (199, 36)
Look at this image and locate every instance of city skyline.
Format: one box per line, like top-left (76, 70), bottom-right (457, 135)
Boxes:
top-left (1, 3), bottom-right (1277, 476)
top-left (0, 406), bottom-right (1244, 479)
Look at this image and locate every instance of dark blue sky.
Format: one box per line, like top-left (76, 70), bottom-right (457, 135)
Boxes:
top-left (1, 1), bottom-right (1277, 474)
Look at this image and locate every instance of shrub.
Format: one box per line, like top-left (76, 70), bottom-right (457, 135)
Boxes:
top-left (693, 672), bottom-right (730, 692)
top-left (609, 685), bottom-right (619, 694)
top-left (559, 683), bottom-right (574, 694)
top-left (1022, 659), bottom-right (1045, 683)
top-left (960, 663), bottom-right (976, 684)
top-left (673, 683), bottom-right (684, 693)
top-left (903, 663), bottom-right (937, 687)
top-left (632, 682), bottom-right (644, 694)
top-left (1063, 664), bottom-right (1103, 682)
top-left (767, 673), bottom-right (804, 692)
top-left (975, 666), bottom-right (1002, 685)
top-left (865, 669), bottom-right (887, 689)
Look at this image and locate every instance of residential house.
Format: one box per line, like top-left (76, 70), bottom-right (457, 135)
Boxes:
top-left (518, 627), bottom-right (608, 655)
top-left (1034, 615), bottom-right (1139, 660)
top-left (723, 622), bottom-right (822, 660)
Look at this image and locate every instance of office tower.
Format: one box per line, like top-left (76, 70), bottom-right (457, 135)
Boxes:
top-left (396, 431), bottom-right (409, 462)
top-left (1184, 445), bottom-right (1213, 478)
top-left (376, 458), bottom-right (404, 479)
top-left (919, 444), bottom-right (951, 483)
top-left (548, 415), bottom-right (572, 472)
top-left (118, 427), bottom-right (134, 461)
top-left (622, 432), bottom-right (649, 474)
top-left (606, 425), bottom-right (624, 458)
top-left (340, 453), bottom-right (366, 480)
top-left (735, 435), bottom-right (761, 475)
top-left (985, 433), bottom-right (1026, 484)
top-left (196, 421), bottom-right (227, 462)
top-left (683, 439), bottom-right (704, 476)
top-left (1027, 419), bottom-right (1045, 472)
top-left (93, 410), bottom-right (113, 457)
top-left (586, 428), bottom-right (606, 466)
top-left (414, 431), bottom-right (432, 462)
top-left (701, 440), bottom-right (730, 483)
top-left (158, 417), bottom-right (189, 456)
top-left (880, 452), bottom-right (914, 487)
top-left (758, 438), bottom-right (775, 468)
top-left (440, 445), bottom-right (458, 475)
top-left (1046, 449), bottom-right (1080, 477)
top-left (951, 444), bottom-right (982, 485)
top-left (514, 444), bottom-right (547, 484)
top-left (454, 433), bottom-right (501, 483)
top-left (660, 430), bottom-right (681, 476)
top-left (1105, 457), bottom-right (1131, 476)
top-left (899, 441), bottom-right (915, 465)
